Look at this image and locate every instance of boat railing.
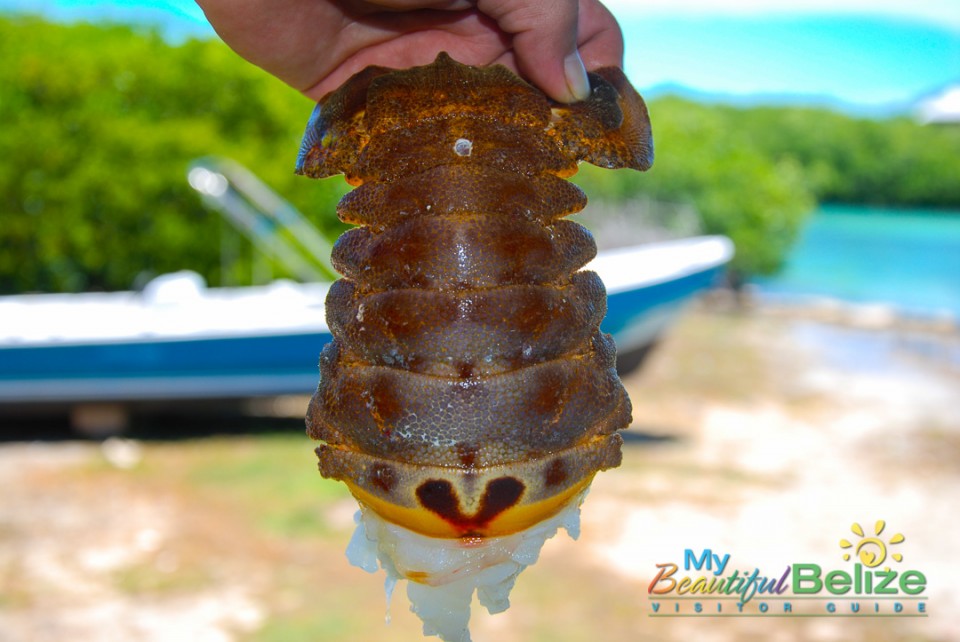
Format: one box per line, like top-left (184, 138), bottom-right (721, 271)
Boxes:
top-left (187, 157), bottom-right (337, 282)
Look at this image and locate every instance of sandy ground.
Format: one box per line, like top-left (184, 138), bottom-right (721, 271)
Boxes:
top-left (574, 305), bottom-right (960, 641)
top-left (0, 305), bottom-right (958, 642)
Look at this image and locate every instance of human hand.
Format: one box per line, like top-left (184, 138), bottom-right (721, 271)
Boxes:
top-left (196, 0), bottom-right (624, 103)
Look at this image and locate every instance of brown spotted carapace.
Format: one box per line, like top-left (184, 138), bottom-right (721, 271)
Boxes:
top-left (298, 53), bottom-right (652, 539)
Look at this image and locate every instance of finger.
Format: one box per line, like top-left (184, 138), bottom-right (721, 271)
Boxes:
top-left (302, 9), bottom-right (508, 99)
top-left (348, 0), bottom-right (475, 12)
top-left (477, 0), bottom-right (589, 103)
top-left (576, 0), bottom-right (624, 71)
top-left (197, 0), bottom-right (342, 90)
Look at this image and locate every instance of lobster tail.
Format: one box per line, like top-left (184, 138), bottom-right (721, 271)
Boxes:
top-left (300, 53), bottom-right (652, 539)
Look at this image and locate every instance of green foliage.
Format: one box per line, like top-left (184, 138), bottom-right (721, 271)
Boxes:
top-left (733, 105), bottom-right (960, 206)
top-left (574, 95), bottom-right (960, 277)
top-left (0, 15), bottom-right (348, 293)
top-left (1, 16), bottom-right (958, 290)
top-left (575, 97), bottom-right (815, 277)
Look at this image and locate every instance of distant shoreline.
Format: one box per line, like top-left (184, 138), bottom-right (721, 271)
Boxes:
top-left (705, 287), bottom-right (959, 336)
top-left (753, 291), bottom-right (956, 333)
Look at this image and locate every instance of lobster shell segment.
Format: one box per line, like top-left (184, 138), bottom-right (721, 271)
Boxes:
top-left (300, 52), bottom-right (653, 539)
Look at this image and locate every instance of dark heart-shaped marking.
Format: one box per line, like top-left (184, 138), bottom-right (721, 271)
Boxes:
top-left (416, 476), bottom-right (525, 535)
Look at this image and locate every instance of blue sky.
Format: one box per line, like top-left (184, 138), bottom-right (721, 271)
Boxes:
top-left (610, 1), bottom-right (960, 112)
top-left (3, 0), bottom-right (958, 113)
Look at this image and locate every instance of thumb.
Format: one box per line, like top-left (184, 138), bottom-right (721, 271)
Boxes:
top-left (477, 0), bottom-right (590, 103)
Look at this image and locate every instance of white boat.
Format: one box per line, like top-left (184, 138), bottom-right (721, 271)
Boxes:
top-left (0, 235), bottom-right (733, 408)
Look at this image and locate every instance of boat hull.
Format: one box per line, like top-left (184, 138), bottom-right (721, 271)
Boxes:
top-left (0, 237), bottom-right (732, 406)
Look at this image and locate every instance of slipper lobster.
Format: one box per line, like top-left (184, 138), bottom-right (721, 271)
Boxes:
top-left (296, 52), bottom-right (652, 636)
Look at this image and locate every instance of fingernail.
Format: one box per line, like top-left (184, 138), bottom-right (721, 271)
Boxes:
top-left (563, 51), bottom-right (590, 102)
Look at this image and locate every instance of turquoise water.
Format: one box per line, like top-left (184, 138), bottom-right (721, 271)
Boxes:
top-left (753, 205), bottom-right (960, 317)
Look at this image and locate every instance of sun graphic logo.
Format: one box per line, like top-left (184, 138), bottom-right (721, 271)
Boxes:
top-left (839, 520), bottom-right (905, 568)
